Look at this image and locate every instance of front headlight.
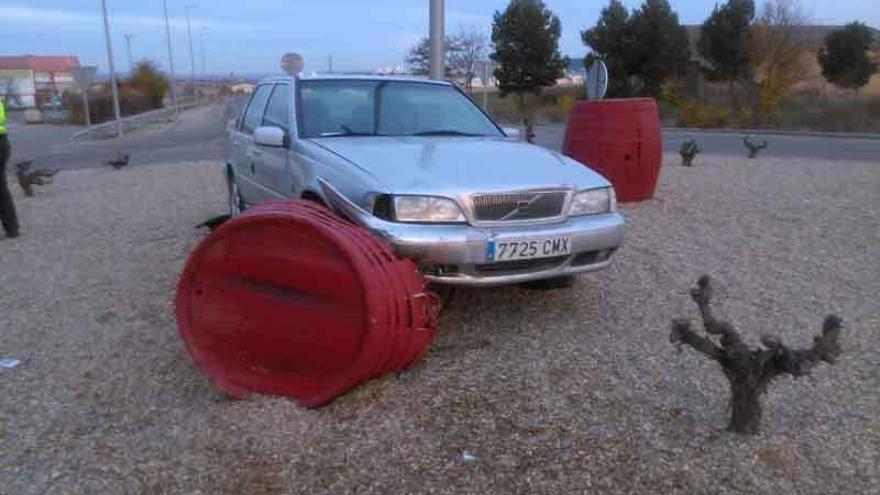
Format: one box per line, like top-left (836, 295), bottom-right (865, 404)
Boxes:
top-left (392, 195), bottom-right (466, 223)
top-left (570, 187), bottom-right (615, 216)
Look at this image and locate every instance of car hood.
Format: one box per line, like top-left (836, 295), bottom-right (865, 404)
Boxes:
top-left (309, 136), bottom-right (610, 195)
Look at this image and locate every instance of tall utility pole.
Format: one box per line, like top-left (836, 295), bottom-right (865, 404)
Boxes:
top-left (185, 3), bottom-right (197, 99)
top-left (429, 0), bottom-right (445, 80)
top-left (100, 0), bottom-right (124, 152)
top-left (199, 27), bottom-right (208, 76)
top-left (162, 0), bottom-right (179, 119)
top-left (124, 34), bottom-right (134, 76)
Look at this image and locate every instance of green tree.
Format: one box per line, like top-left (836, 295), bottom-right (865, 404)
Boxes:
top-left (127, 60), bottom-right (169, 109)
top-left (491, 0), bottom-right (567, 140)
top-left (626, 0), bottom-right (691, 96)
top-left (581, 0), bottom-right (633, 96)
top-left (818, 22), bottom-right (877, 92)
top-left (698, 0), bottom-right (755, 86)
top-left (405, 36), bottom-right (460, 77)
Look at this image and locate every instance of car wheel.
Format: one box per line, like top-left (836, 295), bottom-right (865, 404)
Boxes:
top-left (228, 173), bottom-right (245, 216)
top-left (519, 275), bottom-right (575, 290)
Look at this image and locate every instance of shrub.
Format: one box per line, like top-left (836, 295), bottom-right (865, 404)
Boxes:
top-left (676, 99), bottom-right (733, 127)
top-left (65, 60), bottom-right (170, 125)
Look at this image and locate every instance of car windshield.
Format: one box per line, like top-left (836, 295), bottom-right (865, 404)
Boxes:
top-left (297, 80), bottom-right (503, 138)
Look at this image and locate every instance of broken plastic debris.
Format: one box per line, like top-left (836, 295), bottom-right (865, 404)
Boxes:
top-left (462, 451), bottom-right (476, 463)
top-left (0, 358), bottom-right (22, 368)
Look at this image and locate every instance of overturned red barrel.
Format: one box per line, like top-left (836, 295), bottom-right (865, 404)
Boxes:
top-left (175, 200), bottom-right (438, 408)
top-left (562, 98), bottom-right (662, 202)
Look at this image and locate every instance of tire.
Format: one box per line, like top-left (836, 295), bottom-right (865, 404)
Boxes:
top-left (227, 170), bottom-right (245, 217)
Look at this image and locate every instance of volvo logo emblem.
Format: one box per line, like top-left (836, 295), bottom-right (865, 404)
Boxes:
top-left (499, 193), bottom-right (544, 221)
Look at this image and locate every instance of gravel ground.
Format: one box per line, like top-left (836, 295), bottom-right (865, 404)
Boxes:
top-left (1, 156), bottom-right (878, 494)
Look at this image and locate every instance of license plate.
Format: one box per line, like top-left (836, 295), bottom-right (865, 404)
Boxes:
top-left (486, 236), bottom-right (572, 262)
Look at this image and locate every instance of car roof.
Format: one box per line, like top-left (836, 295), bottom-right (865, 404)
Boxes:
top-left (256, 74), bottom-right (454, 86)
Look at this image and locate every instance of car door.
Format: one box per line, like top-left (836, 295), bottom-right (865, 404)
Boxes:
top-left (256, 83), bottom-right (295, 198)
top-left (233, 84), bottom-right (273, 203)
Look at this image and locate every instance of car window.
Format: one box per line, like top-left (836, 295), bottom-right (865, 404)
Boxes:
top-left (299, 81), bottom-right (376, 138)
top-left (378, 83), bottom-right (497, 136)
top-left (262, 84), bottom-right (291, 132)
top-left (297, 80), bottom-right (501, 138)
top-left (241, 85), bottom-right (272, 135)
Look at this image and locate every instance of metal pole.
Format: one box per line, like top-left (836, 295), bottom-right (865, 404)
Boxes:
top-left (185, 4), bottom-right (197, 101)
top-left (124, 33), bottom-right (134, 76)
top-left (100, 0), bottom-right (124, 150)
top-left (81, 91), bottom-right (92, 128)
top-left (429, 0), bottom-right (444, 80)
top-left (162, 0), bottom-right (179, 119)
top-left (199, 28), bottom-right (207, 76)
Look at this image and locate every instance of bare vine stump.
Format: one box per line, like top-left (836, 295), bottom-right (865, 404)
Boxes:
top-left (742, 135), bottom-right (768, 159)
top-left (670, 275), bottom-right (842, 434)
top-left (16, 160), bottom-right (59, 197)
top-left (679, 138), bottom-right (701, 167)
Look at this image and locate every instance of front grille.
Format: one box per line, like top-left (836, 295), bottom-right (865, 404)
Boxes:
top-left (474, 255), bottom-right (568, 275)
top-left (471, 191), bottom-right (567, 222)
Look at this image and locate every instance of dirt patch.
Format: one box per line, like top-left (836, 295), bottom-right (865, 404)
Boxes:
top-left (2, 156), bottom-right (878, 494)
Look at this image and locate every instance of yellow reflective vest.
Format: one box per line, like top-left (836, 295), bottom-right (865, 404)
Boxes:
top-left (0, 100), bottom-right (6, 135)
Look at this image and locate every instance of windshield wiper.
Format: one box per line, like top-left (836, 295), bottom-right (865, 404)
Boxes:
top-left (320, 125), bottom-right (377, 137)
top-left (412, 129), bottom-right (485, 137)
top-left (319, 131), bottom-right (375, 137)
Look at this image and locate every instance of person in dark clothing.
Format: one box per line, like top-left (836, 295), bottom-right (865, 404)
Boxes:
top-left (0, 99), bottom-right (21, 239)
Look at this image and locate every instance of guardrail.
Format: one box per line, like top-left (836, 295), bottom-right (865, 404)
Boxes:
top-left (71, 100), bottom-right (200, 141)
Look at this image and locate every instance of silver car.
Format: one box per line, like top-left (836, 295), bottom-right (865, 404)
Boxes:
top-left (226, 75), bottom-right (624, 286)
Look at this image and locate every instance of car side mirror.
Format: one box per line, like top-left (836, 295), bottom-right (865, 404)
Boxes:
top-left (502, 127), bottom-right (524, 140)
top-left (254, 126), bottom-right (287, 147)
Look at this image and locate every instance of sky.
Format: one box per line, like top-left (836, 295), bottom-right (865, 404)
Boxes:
top-left (3, 0), bottom-right (878, 77)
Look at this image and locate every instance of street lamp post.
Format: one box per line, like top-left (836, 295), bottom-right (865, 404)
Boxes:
top-left (124, 33), bottom-right (134, 76)
top-left (199, 27), bottom-right (208, 77)
top-left (185, 4), bottom-right (197, 101)
top-left (162, 0), bottom-right (179, 119)
top-left (99, 0), bottom-right (124, 153)
top-left (429, 0), bottom-right (445, 80)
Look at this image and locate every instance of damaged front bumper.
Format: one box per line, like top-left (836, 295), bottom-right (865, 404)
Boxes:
top-left (320, 180), bottom-right (625, 286)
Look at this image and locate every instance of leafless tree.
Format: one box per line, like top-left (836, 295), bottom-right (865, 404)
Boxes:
top-left (448, 26), bottom-right (488, 94)
top-left (405, 26), bottom-right (487, 91)
top-left (670, 275), bottom-right (842, 434)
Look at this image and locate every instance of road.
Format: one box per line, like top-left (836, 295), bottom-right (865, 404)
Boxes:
top-left (533, 124), bottom-right (880, 162)
top-left (5, 105), bottom-right (878, 173)
top-left (6, 103), bottom-right (230, 171)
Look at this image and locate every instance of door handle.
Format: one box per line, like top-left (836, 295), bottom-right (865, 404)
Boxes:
top-left (250, 162), bottom-right (256, 174)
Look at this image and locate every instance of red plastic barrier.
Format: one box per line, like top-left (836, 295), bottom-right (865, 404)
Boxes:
top-left (562, 98), bottom-right (662, 202)
top-left (175, 200), bottom-right (439, 408)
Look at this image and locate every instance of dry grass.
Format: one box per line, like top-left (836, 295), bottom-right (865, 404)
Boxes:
top-left (1, 156), bottom-right (878, 494)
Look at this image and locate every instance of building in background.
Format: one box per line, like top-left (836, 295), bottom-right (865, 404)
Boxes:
top-left (228, 82), bottom-right (256, 94)
top-left (0, 56), bottom-right (81, 108)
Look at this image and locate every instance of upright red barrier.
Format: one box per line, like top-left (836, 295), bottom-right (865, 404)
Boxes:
top-left (562, 98), bottom-right (662, 202)
top-left (175, 200), bottom-right (439, 408)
